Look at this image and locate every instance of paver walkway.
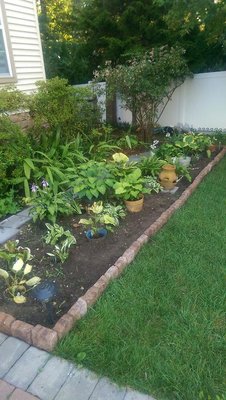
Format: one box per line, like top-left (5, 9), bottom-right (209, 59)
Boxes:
top-left (0, 333), bottom-right (156, 400)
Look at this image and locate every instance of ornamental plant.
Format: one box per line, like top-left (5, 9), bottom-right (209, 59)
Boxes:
top-left (0, 240), bottom-right (40, 304)
top-left (44, 223), bottom-right (77, 263)
top-left (79, 201), bottom-right (118, 235)
top-left (113, 168), bottom-right (150, 201)
top-left (73, 160), bottom-right (115, 201)
top-left (96, 46), bottom-right (191, 141)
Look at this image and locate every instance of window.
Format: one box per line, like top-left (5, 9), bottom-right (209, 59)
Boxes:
top-left (0, 4), bottom-right (16, 81)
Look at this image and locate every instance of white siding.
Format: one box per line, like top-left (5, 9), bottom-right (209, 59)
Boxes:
top-left (0, 0), bottom-right (45, 93)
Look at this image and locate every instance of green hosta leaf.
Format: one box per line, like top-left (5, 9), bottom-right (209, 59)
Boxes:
top-left (13, 295), bottom-right (26, 304)
top-left (26, 277), bottom-right (41, 287)
top-left (98, 185), bottom-right (106, 195)
top-left (0, 269), bottom-right (9, 280)
top-left (12, 258), bottom-right (24, 272)
top-left (131, 168), bottom-right (142, 180)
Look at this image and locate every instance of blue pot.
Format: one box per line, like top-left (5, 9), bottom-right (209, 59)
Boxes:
top-left (85, 228), bottom-right (108, 240)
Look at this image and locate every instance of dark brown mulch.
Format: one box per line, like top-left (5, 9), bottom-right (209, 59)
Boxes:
top-left (0, 153), bottom-right (218, 328)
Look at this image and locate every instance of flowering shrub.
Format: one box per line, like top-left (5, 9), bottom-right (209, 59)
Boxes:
top-left (95, 47), bottom-right (191, 141)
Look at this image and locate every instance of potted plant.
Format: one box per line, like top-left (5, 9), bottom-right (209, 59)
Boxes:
top-left (79, 201), bottom-right (118, 239)
top-left (113, 168), bottom-right (150, 212)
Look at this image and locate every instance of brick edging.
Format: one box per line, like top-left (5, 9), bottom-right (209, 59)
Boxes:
top-left (1, 148), bottom-right (226, 351)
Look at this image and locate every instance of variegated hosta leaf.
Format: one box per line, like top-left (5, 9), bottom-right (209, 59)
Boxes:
top-left (23, 264), bottom-right (32, 275)
top-left (12, 258), bottom-right (24, 272)
top-left (13, 294), bottom-right (26, 304)
top-left (26, 277), bottom-right (41, 287)
top-left (0, 268), bottom-right (9, 280)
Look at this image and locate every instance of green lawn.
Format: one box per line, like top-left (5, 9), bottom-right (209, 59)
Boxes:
top-left (55, 157), bottom-right (226, 400)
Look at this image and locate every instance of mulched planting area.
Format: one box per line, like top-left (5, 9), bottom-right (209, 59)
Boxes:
top-left (0, 153), bottom-right (219, 328)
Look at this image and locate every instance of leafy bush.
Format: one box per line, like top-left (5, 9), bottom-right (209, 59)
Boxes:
top-left (0, 190), bottom-right (21, 219)
top-left (138, 155), bottom-right (165, 177)
top-left (73, 160), bottom-right (115, 201)
top-left (0, 86), bottom-right (27, 114)
top-left (27, 185), bottom-right (81, 223)
top-left (29, 77), bottom-right (101, 141)
top-left (0, 116), bottom-right (31, 193)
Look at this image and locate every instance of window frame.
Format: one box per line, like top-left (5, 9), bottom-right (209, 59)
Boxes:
top-left (0, 0), bottom-right (16, 83)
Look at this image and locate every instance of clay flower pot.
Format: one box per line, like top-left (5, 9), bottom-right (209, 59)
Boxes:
top-left (124, 196), bottom-right (144, 213)
top-left (208, 144), bottom-right (217, 153)
top-left (159, 164), bottom-right (178, 190)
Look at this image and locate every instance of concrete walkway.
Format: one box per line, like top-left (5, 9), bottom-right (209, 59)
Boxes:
top-left (0, 333), bottom-right (156, 400)
top-left (0, 208), bottom-right (31, 244)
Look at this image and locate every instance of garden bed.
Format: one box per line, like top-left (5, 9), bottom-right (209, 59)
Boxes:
top-left (0, 151), bottom-right (221, 329)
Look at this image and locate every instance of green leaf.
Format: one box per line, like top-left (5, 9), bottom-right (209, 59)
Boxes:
top-left (24, 179), bottom-right (30, 198)
top-left (24, 158), bottom-right (35, 169)
top-left (46, 167), bottom-right (54, 184)
top-left (24, 163), bottom-right (31, 179)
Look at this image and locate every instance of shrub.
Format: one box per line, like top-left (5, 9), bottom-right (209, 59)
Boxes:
top-left (29, 77), bottom-right (101, 141)
top-left (0, 116), bottom-right (31, 193)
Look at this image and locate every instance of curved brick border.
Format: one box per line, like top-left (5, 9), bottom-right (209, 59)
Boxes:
top-left (1, 147), bottom-right (226, 351)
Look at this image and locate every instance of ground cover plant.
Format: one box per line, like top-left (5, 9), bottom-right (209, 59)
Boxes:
top-left (55, 156), bottom-right (226, 400)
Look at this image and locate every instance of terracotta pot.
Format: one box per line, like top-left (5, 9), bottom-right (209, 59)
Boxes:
top-left (159, 164), bottom-right (178, 190)
top-left (125, 196), bottom-right (144, 213)
top-left (208, 144), bottom-right (217, 153)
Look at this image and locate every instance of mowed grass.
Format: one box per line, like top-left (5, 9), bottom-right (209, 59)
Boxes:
top-left (55, 156), bottom-right (226, 400)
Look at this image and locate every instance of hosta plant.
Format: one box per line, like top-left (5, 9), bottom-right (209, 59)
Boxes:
top-left (113, 168), bottom-right (150, 201)
top-left (79, 201), bottom-right (118, 236)
top-left (44, 223), bottom-right (77, 263)
top-left (144, 176), bottom-right (162, 193)
top-left (0, 241), bottom-right (40, 303)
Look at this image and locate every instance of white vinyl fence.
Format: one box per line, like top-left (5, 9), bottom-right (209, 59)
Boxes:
top-left (76, 71), bottom-right (226, 131)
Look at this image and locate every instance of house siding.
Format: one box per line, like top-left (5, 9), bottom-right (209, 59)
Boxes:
top-left (0, 0), bottom-right (45, 93)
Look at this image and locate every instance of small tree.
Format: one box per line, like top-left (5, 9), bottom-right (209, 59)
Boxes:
top-left (96, 47), bottom-right (191, 141)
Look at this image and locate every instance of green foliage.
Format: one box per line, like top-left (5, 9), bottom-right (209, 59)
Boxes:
top-left (155, 143), bottom-right (183, 159)
top-left (138, 155), bottom-right (165, 177)
top-left (19, 128), bottom-right (87, 198)
top-left (29, 77), bottom-right (101, 140)
top-left (0, 116), bottom-right (32, 193)
top-left (97, 47), bottom-right (191, 141)
top-left (73, 160), bottom-right (115, 201)
top-left (171, 133), bottom-right (213, 157)
top-left (39, 0), bottom-right (226, 82)
top-left (79, 201), bottom-right (119, 235)
top-left (116, 134), bottom-right (140, 150)
top-left (102, 203), bottom-right (126, 226)
top-left (44, 223), bottom-right (76, 263)
top-left (0, 190), bottom-right (21, 219)
top-left (0, 86), bottom-right (27, 114)
top-left (28, 186), bottom-right (80, 223)
top-left (113, 168), bottom-right (150, 201)
top-left (0, 241), bottom-right (40, 304)
top-left (144, 176), bottom-right (162, 193)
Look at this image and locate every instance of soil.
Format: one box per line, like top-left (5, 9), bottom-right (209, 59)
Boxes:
top-left (0, 152), bottom-right (219, 328)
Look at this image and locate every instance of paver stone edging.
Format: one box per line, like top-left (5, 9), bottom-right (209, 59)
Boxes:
top-left (0, 147), bottom-right (226, 351)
